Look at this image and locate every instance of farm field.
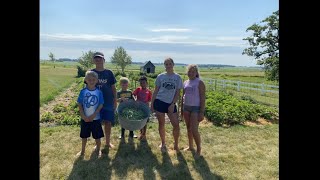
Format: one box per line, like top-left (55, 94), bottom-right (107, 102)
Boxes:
top-left (40, 61), bottom-right (279, 179)
top-left (40, 65), bottom-right (78, 106)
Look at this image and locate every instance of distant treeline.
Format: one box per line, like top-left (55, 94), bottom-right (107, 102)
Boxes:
top-left (131, 61), bottom-right (236, 68)
top-left (40, 58), bottom-right (256, 68)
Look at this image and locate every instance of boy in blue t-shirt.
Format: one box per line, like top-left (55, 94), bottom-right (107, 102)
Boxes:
top-left (77, 70), bottom-right (104, 157)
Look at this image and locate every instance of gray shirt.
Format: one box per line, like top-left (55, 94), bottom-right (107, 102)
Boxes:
top-left (155, 72), bottom-right (183, 104)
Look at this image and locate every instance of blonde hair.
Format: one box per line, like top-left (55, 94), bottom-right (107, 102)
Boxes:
top-left (186, 64), bottom-right (200, 78)
top-left (119, 77), bottom-right (130, 84)
top-left (85, 70), bottom-right (99, 80)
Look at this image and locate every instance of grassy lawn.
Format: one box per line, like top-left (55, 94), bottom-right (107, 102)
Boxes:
top-left (40, 122), bottom-right (278, 179)
top-left (40, 65), bottom-right (78, 106)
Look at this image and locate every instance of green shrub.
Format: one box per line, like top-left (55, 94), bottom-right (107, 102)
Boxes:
top-left (76, 65), bottom-right (86, 77)
top-left (53, 103), bottom-right (67, 113)
top-left (240, 95), bottom-right (258, 104)
top-left (205, 91), bottom-right (274, 126)
top-left (40, 112), bottom-right (54, 123)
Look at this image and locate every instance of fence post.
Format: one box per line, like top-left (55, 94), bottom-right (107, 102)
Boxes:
top-left (214, 79), bottom-right (217, 91)
top-left (223, 80), bottom-right (226, 89)
top-left (237, 81), bottom-right (240, 91)
top-left (261, 83), bottom-right (265, 95)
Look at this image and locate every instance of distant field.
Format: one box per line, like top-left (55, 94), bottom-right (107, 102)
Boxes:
top-left (40, 61), bottom-right (272, 84)
top-left (40, 65), bottom-right (78, 106)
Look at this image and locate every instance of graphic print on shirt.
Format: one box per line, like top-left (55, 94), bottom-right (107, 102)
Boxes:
top-left (84, 92), bottom-right (98, 108)
top-left (119, 92), bottom-right (132, 98)
top-left (185, 86), bottom-right (196, 95)
top-left (97, 79), bottom-right (108, 89)
top-left (162, 81), bottom-right (176, 90)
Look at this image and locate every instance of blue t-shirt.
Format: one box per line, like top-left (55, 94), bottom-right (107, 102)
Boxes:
top-left (77, 88), bottom-right (104, 120)
top-left (91, 69), bottom-right (117, 111)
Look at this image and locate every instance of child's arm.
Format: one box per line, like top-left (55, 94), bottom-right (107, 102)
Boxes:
top-left (181, 87), bottom-right (185, 119)
top-left (112, 84), bottom-right (117, 111)
top-left (78, 103), bottom-right (88, 122)
top-left (150, 86), bottom-right (160, 112)
top-left (198, 80), bottom-right (206, 122)
top-left (132, 88), bottom-right (138, 101)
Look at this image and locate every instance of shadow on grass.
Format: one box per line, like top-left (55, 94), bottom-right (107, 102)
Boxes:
top-left (111, 138), bottom-right (136, 178)
top-left (176, 151), bottom-right (194, 180)
top-left (192, 151), bottom-right (224, 180)
top-left (136, 140), bottom-right (159, 180)
top-left (67, 146), bottom-right (112, 180)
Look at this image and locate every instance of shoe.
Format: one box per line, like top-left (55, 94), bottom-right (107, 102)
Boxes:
top-left (133, 134), bottom-right (138, 138)
top-left (119, 135), bottom-right (124, 139)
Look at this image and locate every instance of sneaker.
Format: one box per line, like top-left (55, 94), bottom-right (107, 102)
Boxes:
top-left (133, 134), bottom-right (138, 138)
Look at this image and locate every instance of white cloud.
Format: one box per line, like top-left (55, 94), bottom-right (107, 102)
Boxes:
top-left (40, 33), bottom-right (247, 47)
top-left (150, 28), bottom-right (192, 32)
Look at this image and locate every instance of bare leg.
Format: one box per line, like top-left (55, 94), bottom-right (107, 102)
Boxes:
top-left (191, 112), bottom-right (201, 156)
top-left (95, 139), bottom-right (102, 157)
top-left (168, 112), bottom-right (180, 151)
top-left (76, 138), bottom-right (87, 156)
top-left (104, 121), bottom-right (114, 148)
top-left (139, 125), bottom-right (147, 140)
top-left (156, 111), bottom-right (166, 151)
top-left (183, 111), bottom-right (194, 151)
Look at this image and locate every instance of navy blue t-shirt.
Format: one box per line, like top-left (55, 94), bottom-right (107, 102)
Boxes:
top-left (91, 69), bottom-right (117, 110)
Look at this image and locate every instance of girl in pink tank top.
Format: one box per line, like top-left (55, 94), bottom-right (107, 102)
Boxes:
top-left (181, 64), bottom-right (206, 157)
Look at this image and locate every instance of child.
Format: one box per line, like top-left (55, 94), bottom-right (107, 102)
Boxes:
top-left (91, 51), bottom-right (117, 149)
top-left (117, 77), bottom-right (137, 139)
top-left (181, 64), bottom-right (206, 157)
top-left (133, 76), bottom-right (152, 141)
top-left (77, 70), bottom-right (104, 157)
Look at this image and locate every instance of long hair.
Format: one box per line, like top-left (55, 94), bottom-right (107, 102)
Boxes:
top-left (186, 64), bottom-right (200, 78)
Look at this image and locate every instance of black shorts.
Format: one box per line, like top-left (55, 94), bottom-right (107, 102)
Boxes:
top-left (80, 119), bottom-right (104, 139)
top-left (153, 99), bottom-right (177, 113)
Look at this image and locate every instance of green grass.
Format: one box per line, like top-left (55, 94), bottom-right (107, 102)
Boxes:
top-left (40, 65), bottom-right (78, 106)
top-left (40, 122), bottom-right (278, 179)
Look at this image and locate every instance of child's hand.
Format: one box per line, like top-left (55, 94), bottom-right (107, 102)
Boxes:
top-left (83, 116), bottom-right (89, 122)
top-left (181, 110), bottom-right (184, 120)
top-left (168, 104), bottom-right (174, 113)
top-left (198, 112), bottom-right (204, 122)
top-left (88, 114), bottom-right (95, 122)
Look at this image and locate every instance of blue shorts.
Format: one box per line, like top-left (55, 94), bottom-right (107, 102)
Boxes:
top-left (80, 119), bottom-right (104, 139)
top-left (183, 105), bottom-right (200, 113)
top-left (100, 108), bottom-right (115, 125)
top-left (153, 99), bottom-right (177, 113)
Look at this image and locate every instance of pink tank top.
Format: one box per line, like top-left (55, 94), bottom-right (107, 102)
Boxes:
top-left (183, 78), bottom-right (200, 106)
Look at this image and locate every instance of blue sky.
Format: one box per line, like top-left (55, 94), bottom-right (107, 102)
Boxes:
top-left (40, 0), bottom-right (278, 66)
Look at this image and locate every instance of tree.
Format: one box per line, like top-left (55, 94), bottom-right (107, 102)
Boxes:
top-left (110, 46), bottom-right (132, 73)
top-left (76, 51), bottom-right (96, 77)
top-left (242, 10), bottom-right (279, 81)
top-left (48, 52), bottom-right (55, 62)
top-left (78, 50), bottom-right (95, 69)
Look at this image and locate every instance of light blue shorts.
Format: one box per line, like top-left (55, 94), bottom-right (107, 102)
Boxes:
top-left (183, 105), bottom-right (200, 113)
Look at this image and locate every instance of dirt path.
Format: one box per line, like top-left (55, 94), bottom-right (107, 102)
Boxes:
top-left (40, 82), bottom-right (78, 119)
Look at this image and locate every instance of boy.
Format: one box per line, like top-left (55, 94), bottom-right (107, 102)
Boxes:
top-left (77, 71), bottom-right (104, 157)
top-left (91, 51), bottom-right (117, 149)
top-left (133, 76), bottom-right (152, 141)
top-left (117, 77), bottom-right (137, 139)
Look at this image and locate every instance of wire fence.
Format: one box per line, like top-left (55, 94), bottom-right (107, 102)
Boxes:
top-left (131, 77), bottom-right (279, 108)
top-left (202, 78), bottom-right (279, 107)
